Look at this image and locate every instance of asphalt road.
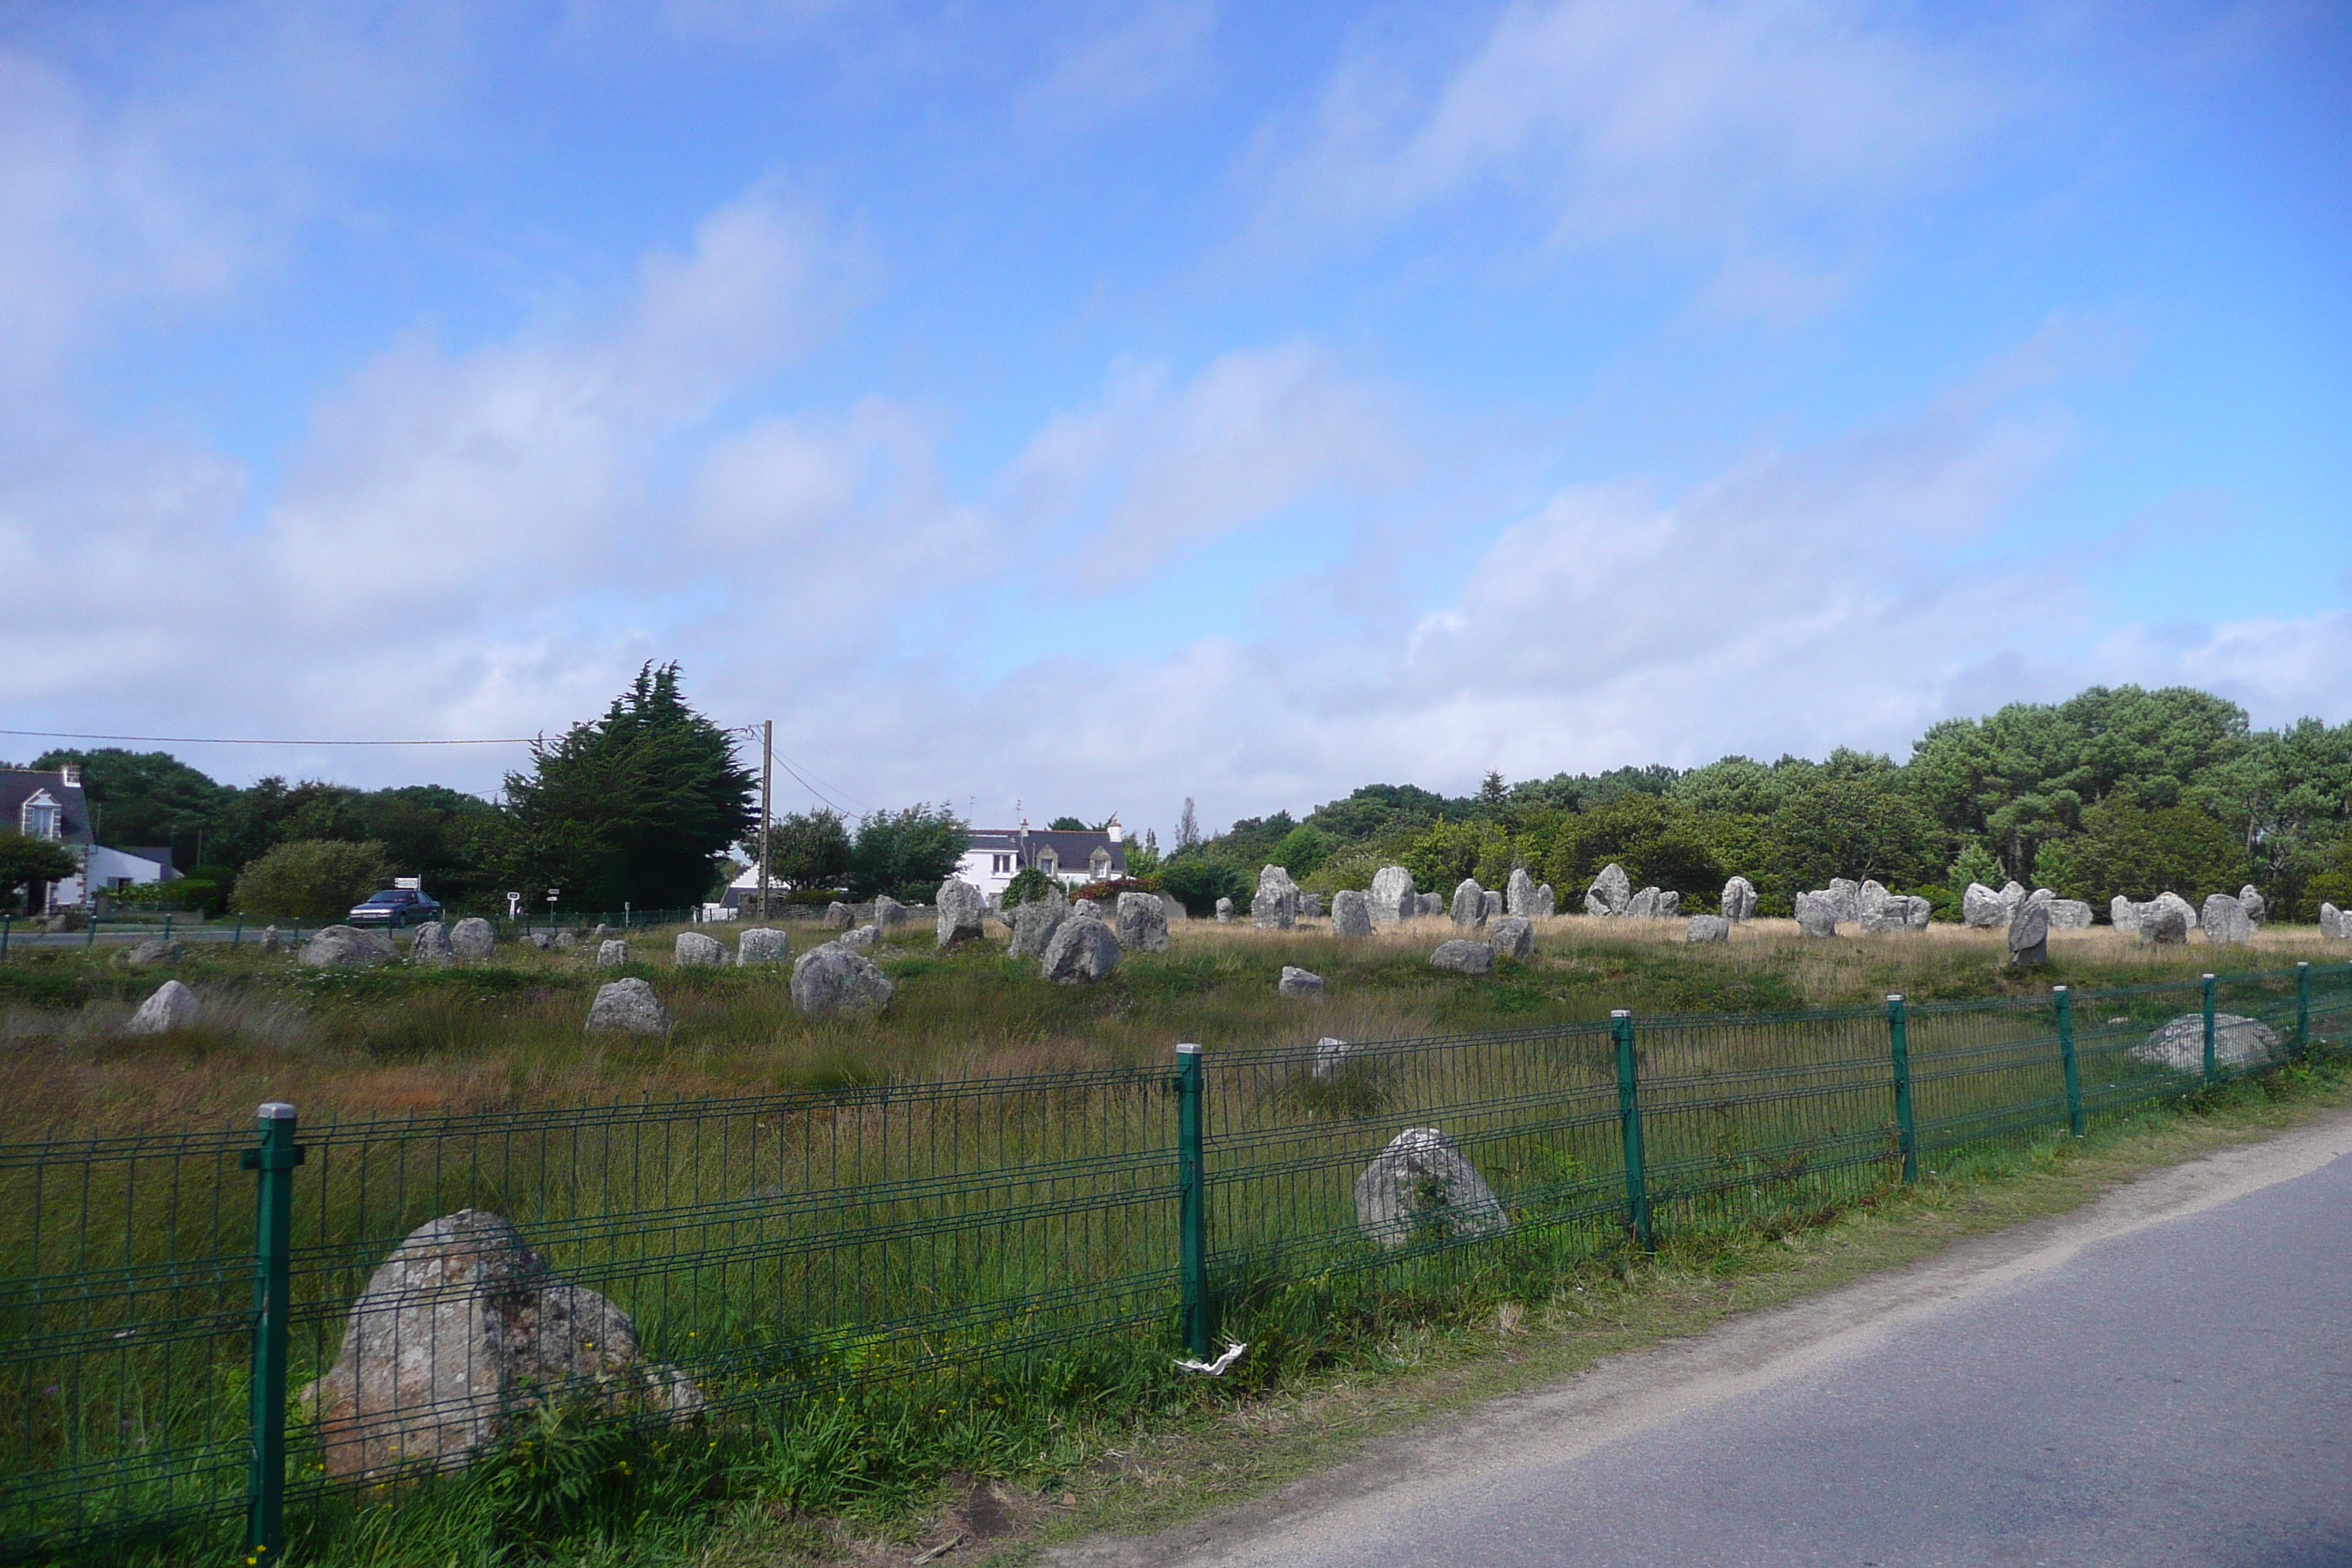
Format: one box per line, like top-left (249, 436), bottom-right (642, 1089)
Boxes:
top-left (1080, 1113), bottom-right (2352, 1568)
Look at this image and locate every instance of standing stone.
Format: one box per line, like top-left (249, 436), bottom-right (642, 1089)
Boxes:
top-left (1009, 888), bottom-right (1069, 958)
top-left (1370, 866), bottom-right (1417, 926)
top-left (1794, 892), bottom-right (1839, 938)
top-left (1116, 891), bottom-right (1172, 954)
top-left (1686, 915), bottom-right (1730, 944)
top-left (1420, 892), bottom-right (1448, 917)
top-left (1506, 867), bottom-right (1537, 918)
top-left (2200, 893), bottom-right (2252, 946)
top-left (1481, 889), bottom-right (1504, 924)
top-left (585, 979), bottom-right (671, 1034)
top-left (1531, 883), bottom-right (1557, 918)
top-left (1655, 891), bottom-right (1681, 919)
top-left (1585, 863), bottom-right (1632, 917)
top-left (1826, 878), bottom-right (1861, 923)
top-left (1625, 887), bottom-right (1661, 921)
top-left (1856, 881), bottom-right (1891, 921)
top-left (1300, 892), bottom-right (1325, 919)
top-left (2321, 902), bottom-right (2343, 940)
top-left (837, 924), bottom-right (881, 949)
top-left (823, 902), bottom-right (853, 932)
top-left (736, 927), bottom-right (791, 966)
top-left (2239, 885), bottom-right (2267, 926)
top-left (1961, 883), bottom-right (2008, 929)
top-left (1040, 915), bottom-right (1121, 984)
top-left (126, 979), bottom-right (201, 1035)
top-left (2046, 900), bottom-right (2093, 931)
top-left (118, 937), bottom-right (183, 968)
top-left (1215, 897), bottom-right (1235, 923)
top-left (302, 1209), bottom-right (701, 1482)
top-left (2130, 1013), bottom-right (2280, 1074)
top-left (596, 939), bottom-right (630, 968)
top-left (1860, 904), bottom-right (1918, 935)
top-left (1720, 876), bottom-right (1758, 922)
top-left (260, 925), bottom-right (282, 954)
top-left (300, 926), bottom-right (398, 969)
top-left (1330, 889), bottom-right (1374, 938)
top-left (1354, 1128), bottom-right (1506, 1249)
top-left (1312, 1036), bottom-right (1353, 1083)
top-left (1488, 915), bottom-right (1534, 960)
top-left (2008, 892), bottom-right (2051, 966)
top-left (873, 896), bottom-right (908, 936)
top-left (1429, 938), bottom-right (1496, 975)
top-left (2111, 895), bottom-right (2141, 933)
top-left (2140, 893), bottom-right (2193, 945)
top-left (409, 921), bottom-right (456, 966)
top-left (1278, 965), bottom-right (1325, 998)
top-left (1904, 895), bottom-right (1934, 930)
top-left (1158, 892), bottom-right (1189, 924)
top-left (450, 918), bottom-right (495, 961)
top-left (1251, 866), bottom-right (1300, 930)
top-left (1999, 881), bottom-right (2028, 917)
top-left (674, 931), bottom-right (728, 968)
top-left (589, 924), bottom-right (615, 946)
top-left (790, 943), bottom-right (893, 1017)
top-left (1451, 879), bottom-right (1488, 928)
top-left (935, 879), bottom-right (985, 947)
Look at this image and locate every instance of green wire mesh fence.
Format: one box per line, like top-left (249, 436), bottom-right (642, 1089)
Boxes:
top-left (3, 962), bottom-right (2347, 1561)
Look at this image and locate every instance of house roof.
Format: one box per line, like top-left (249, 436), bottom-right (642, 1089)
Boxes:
top-left (968, 827), bottom-right (1127, 875)
top-left (0, 769), bottom-right (92, 845)
top-left (114, 846), bottom-right (181, 878)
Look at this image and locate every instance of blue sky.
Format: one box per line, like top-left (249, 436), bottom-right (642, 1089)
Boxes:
top-left (3, 1), bottom-right (2347, 838)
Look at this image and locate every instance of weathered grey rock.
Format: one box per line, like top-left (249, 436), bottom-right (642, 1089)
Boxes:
top-left (1720, 875), bottom-right (1758, 922)
top-left (1655, 890), bottom-right (1681, 919)
top-left (589, 924), bottom-right (615, 946)
top-left (790, 942), bottom-right (892, 1017)
top-left (2046, 899), bottom-right (2093, 931)
top-left (1073, 897), bottom-right (1102, 922)
top-left (1354, 1128), bottom-right (1506, 1249)
top-left (1420, 892), bottom-right (1447, 917)
top-left (1999, 881), bottom-right (2028, 917)
top-left (260, 925), bottom-right (282, 954)
top-left (823, 902), bottom-right (853, 932)
top-left (2201, 893), bottom-right (2252, 946)
top-left (1330, 889), bottom-right (1374, 938)
top-left (1506, 868), bottom-right (1537, 918)
top-left (872, 896), bottom-right (908, 936)
top-left (301, 925), bottom-right (397, 969)
top-left (522, 932), bottom-right (554, 952)
top-left (1531, 883), bottom-right (1557, 918)
top-left (1009, 887), bottom-right (1069, 958)
top-left (1961, 883), bottom-right (2008, 929)
top-left (595, 939), bottom-right (630, 968)
top-left (2130, 1013), bottom-right (2281, 1074)
top-left (935, 879), bottom-right (986, 947)
top-left (1795, 892), bottom-right (1839, 938)
top-left (302, 1208), bottom-right (701, 1481)
top-left (1856, 880), bottom-right (1891, 921)
top-left (1488, 915), bottom-right (1534, 960)
top-left (674, 931), bottom-right (728, 968)
top-left (2239, 885), bottom-right (2267, 926)
top-left (1278, 965), bottom-right (1324, 998)
top-left (2140, 892), bottom-right (2194, 945)
top-left (450, 918), bottom-right (495, 961)
top-left (1312, 1036), bottom-right (1352, 1083)
top-left (1251, 866), bottom-right (1300, 930)
top-left (1300, 892), bottom-right (1325, 919)
top-left (736, 927), bottom-right (791, 966)
top-left (1116, 890), bottom-right (1171, 954)
top-left (1904, 894), bottom-right (1934, 930)
top-left (2008, 892), bottom-right (2051, 966)
top-left (1429, 938), bottom-right (1496, 975)
top-left (1040, 915), bottom-right (1121, 984)
top-left (1481, 889), bottom-right (1504, 924)
top-left (1860, 903), bottom-right (1920, 935)
top-left (118, 936), bottom-right (183, 968)
top-left (1158, 892), bottom-right (1189, 924)
top-left (1625, 886), bottom-right (1661, 921)
top-left (1447, 878), bottom-right (1485, 927)
top-left (2111, 895), bottom-right (2141, 932)
top-left (126, 979), bottom-right (200, 1036)
top-left (1215, 897), bottom-right (1235, 923)
top-left (837, 924), bottom-right (881, 950)
top-left (585, 979), bottom-right (671, 1034)
top-left (408, 921), bottom-right (456, 966)
top-left (1686, 914), bottom-right (1730, 944)
top-left (1370, 866), bottom-right (1417, 926)
top-left (1585, 863), bottom-right (1632, 917)
top-left (2322, 902), bottom-right (2345, 941)
top-left (1825, 878), bottom-right (1861, 923)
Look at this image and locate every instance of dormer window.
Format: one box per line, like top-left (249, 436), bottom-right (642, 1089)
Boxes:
top-left (20, 792), bottom-right (59, 840)
top-left (1089, 849), bottom-right (1110, 879)
top-left (1038, 850), bottom-right (1058, 877)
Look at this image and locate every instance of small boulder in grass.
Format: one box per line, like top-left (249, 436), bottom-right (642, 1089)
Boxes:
top-left (450, 918), bottom-right (495, 960)
top-left (1215, 897), bottom-right (1235, 923)
top-left (117, 937), bottom-right (184, 968)
top-left (300, 925), bottom-right (396, 969)
top-left (873, 895), bottom-right (909, 935)
top-left (1040, 916), bottom-right (1122, 984)
top-left (1278, 965), bottom-right (1324, 998)
top-left (823, 902), bottom-right (853, 932)
top-left (1116, 891), bottom-right (1172, 954)
top-left (936, 879), bottom-right (987, 947)
top-left (595, 939), bottom-right (630, 968)
top-left (674, 931), bottom-right (728, 968)
top-left (1429, 938), bottom-right (1495, 976)
top-left (127, 979), bottom-right (201, 1036)
top-left (1488, 915), bottom-right (1534, 960)
top-left (791, 942), bottom-right (894, 1017)
top-left (1794, 892), bottom-right (1838, 938)
top-left (1354, 1128), bottom-right (1506, 1249)
top-left (1312, 1036), bottom-right (1353, 1082)
top-left (735, 927), bottom-right (791, 966)
top-left (409, 921), bottom-right (456, 966)
top-left (837, 923), bottom-right (881, 950)
top-left (1686, 914), bottom-right (1730, 944)
top-left (585, 979), bottom-right (671, 1034)
top-left (1330, 889), bottom-right (1374, 938)
top-left (1530, 883), bottom-right (1557, 918)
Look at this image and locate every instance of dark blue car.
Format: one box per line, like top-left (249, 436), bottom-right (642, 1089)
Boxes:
top-left (347, 888), bottom-right (443, 929)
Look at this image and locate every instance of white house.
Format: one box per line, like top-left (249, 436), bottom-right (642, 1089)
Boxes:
top-left (956, 818), bottom-right (1128, 902)
top-left (1, 766), bottom-right (181, 912)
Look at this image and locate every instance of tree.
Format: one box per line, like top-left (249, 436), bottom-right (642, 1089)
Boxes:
top-left (1475, 771), bottom-right (1508, 809)
top-left (31, 748), bottom-right (225, 867)
top-left (0, 832), bottom-right (78, 909)
top-left (500, 663), bottom-right (756, 910)
top-left (1125, 829), bottom-right (1162, 878)
top-left (1048, 815), bottom-right (1089, 832)
top-left (1175, 798), bottom-right (1201, 850)
top-left (2032, 802), bottom-right (2246, 911)
top-left (1765, 757), bottom-right (1946, 897)
top-left (231, 840), bottom-right (393, 921)
top-left (1158, 855), bottom-right (1248, 917)
top-left (1271, 823), bottom-right (1334, 879)
top-left (745, 809), bottom-right (852, 891)
top-left (847, 804), bottom-right (970, 901)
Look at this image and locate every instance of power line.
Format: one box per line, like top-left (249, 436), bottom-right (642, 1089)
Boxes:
top-left (1, 727), bottom-right (540, 747)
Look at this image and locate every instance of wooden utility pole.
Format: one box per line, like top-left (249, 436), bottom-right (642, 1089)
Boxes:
top-left (759, 720), bottom-right (774, 919)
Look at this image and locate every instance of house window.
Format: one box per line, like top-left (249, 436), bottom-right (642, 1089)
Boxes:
top-left (1090, 851), bottom-right (1109, 879)
top-left (1039, 851), bottom-right (1058, 876)
top-left (21, 798), bottom-right (58, 840)
top-left (992, 853), bottom-right (1012, 875)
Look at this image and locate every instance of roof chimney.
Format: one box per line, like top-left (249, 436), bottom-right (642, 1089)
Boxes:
top-left (59, 763), bottom-right (80, 787)
top-left (1105, 815), bottom-right (1123, 844)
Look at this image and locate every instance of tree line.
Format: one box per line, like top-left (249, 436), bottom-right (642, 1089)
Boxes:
top-left (1159, 686), bottom-right (2352, 922)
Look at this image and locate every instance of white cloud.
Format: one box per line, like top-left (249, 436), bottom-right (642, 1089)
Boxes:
top-left (1248, 0), bottom-right (2010, 257)
top-left (1018, 0), bottom-right (1219, 124)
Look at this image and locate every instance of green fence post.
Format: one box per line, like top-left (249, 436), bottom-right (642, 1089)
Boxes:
top-left (234, 916), bottom-right (244, 949)
top-left (1612, 1010), bottom-right (1653, 1251)
top-left (1887, 995), bottom-right (1918, 1183)
top-left (2054, 985), bottom-right (2084, 1139)
top-left (88, 917), bottom-right (97, 950)
top-left (162, 913), bottom-right (173, 941)
top-left (240, 1102), bottom-right (305, 1561)
top-left (1, 913), bottom-right (9, 958)
top-left (1174, 1043), bottom-right (1210, 1358)
top-left (2297, 962), bottom-right (2310, 1055)
top-left (2202, 973), bottom-right (2218, 1087)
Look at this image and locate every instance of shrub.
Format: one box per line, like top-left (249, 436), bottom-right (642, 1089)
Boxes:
top-left (232, 840), bottom-right (394, 921)
top-left (1158, 856), bottom-right (1249, 917)
top-left (1000, 867), bottom-right (1058, 908)
top-left (2033, 802), bottom-right (2245, 911)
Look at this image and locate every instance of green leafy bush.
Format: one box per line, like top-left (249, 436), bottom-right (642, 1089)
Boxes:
top-left (1000, 867), bottom-right (1058, 908)
top-left (231, 839), bottom-right (393, 921)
